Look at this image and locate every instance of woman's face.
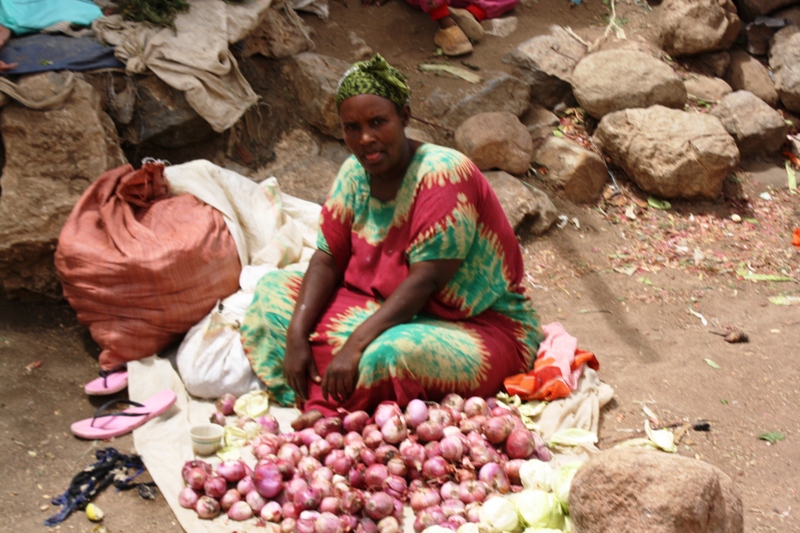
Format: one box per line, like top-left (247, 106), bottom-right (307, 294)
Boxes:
top-left (339, 94), bottom-right (411, 182)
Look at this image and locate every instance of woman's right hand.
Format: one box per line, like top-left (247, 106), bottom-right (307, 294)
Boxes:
top-left (284, 333), bottom-right (320, 401)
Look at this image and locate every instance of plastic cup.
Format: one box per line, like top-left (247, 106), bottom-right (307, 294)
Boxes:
top-left (190, 424), bottom-right (224, 456)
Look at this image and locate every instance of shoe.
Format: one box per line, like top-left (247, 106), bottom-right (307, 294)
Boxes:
top-left (84, 367), bottom-right (128, 396)
top-left (449, 8), bottom-right (485, 42)
top-left (434, 26), bottom-right (473, 57)
top-left (70, 390), bottom-right (177, 439)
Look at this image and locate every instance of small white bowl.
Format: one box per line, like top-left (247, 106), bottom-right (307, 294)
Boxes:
top-left (190, 424), bottom-right (224, 456)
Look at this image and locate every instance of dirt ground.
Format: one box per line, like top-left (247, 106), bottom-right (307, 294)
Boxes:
top-left (1, 1), bottom-right (799, 532)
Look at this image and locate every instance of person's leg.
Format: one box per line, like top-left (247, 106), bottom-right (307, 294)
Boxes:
top-left (405, 0), bottom-right (473, 55)
top-left (467, 0), bottom-right (518, 20)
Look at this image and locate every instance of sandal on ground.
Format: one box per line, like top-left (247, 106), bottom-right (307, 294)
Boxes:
top-left (434, 26), bottom-right (473, 57)
top-left (84, 366), bottom-right (129, 396)
top-left (70, 390), bottom-right (177, 440)
top-left (449, 8), bottom-right (485, 42)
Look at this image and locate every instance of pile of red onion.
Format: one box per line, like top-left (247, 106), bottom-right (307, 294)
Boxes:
top-left (180, 393), bottom-right (550, 532)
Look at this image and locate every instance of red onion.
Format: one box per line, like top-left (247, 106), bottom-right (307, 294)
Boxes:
top-left (260, 500), bottom-right (282, 521)
top-left (377, 516), bottom-right (400, 533)
top-left (440, 520), bottom-right (459, 530)
top-left (315, 512), bottom-right (343, 533)
top-left (178, 487), bottom-right (199, 509)
top-left (330, 451), bottom-right (354, 476)
top-left (375, 444), bottom-right (400, 464)
top-left (505, 429), bottom-right (536, 459)
top-left (469, 442), bottom-right (494, 468)
top-left (312, 467), bottom-right (334, 483)
top-left (215, 393), bottom-right (236, 415)
top-left (427, 407), bottom-right (454, 427)
top-left (182, 460), bottom-right (211, 479)
top-left (341, 515), bottom-right (359, 532)
top-left (424, 441), bottom-right (441, 459)
top-left (408, 478), bottom-right (425, 492)
top-left (416, 421), bottom-right (445, 443)
top-left (534, 432), bottom-right (551, 462)
top-left (296, 517), bottom-right (316, 533)
top-left (282, 501), bottom-right (299, 520)
top-left (275, 458), bottom-right (296, 480)
top-left (236, 416), bottom-right (256, 429)
top-left (360, 447), bottom-right (378, 466)
top-left (459, 418), bottom-right (482, 434)
top-left (491, 406), bottom-right (510, 417)
top-left (441, 498), bottom-right (466, 518)
top-left (344, 431), bottom-right (364, 446)
top-left (281, 518), bottom-right (297, 533)
top-left (365, 492), bottom-right (394, 520)
top-left (285, 478), bottom-right (308, 499)
top-left (410, 487), bottom-right (441, 512)
top-left (458, 480), bottom-right (487, 504)
top-left (455, 468), bottom-right (477, 482)
top-left (204, 475), bottom-right (226, 499)
top-left (441, 393), bottom-right (465, 412)
top-left (443, 425), bottom-right (462, 438)
top-left (365, 463), bottom-right (389, 490)
top-left (279, 443), bottom-right (303, 465)
top-left (486, 398), bottom-right (499, 410)
top-left (464, 397), bottom-right (489, 418)
top-left (294, 487), bottom-right (322, 511)
top-left (228, 500), bottom-right (253, 521)
top-left (362, 423), bottom-right (378, 438)
top-left (449, 515), bottom-right (467, 527)
top-left (209, 411), bottom-right (226, 425)
top-left (479, 462), bottom-right (511, 493)
top-left (185, 466), bottom-right (208, 491)
top-left (465, 501), bottom-right (482, 523)
top-left (364, 429), bottom-right (384, 449)
top-left (405, 399), bottom-right (428, 427)
top-left (439, 435), bottom-right (465, 462)
top-left (422, 456), bottom-right (449, 481)
top-left (310, 438), bottom-right (333, 459)
top-left (440, 480), bottom-right (460, 500)
top-left (220, 488), bottom-right (242, 511)
top-left (246, 490), bottom-right (268, 514)
top-left (381, 415), bottom-right (407, 444)
top-left (341, 489), bottom-right (365, 514)
top-left (503, 459), bottom-right (525, 485)
top-left (217, 460), bottom-right (247, 483)
top-left (374, 402), bottom-right (402, 428)
top-left (349, 465), bottom-right (366, 489)
top-left (319, 496), bottom-right (340, 514)
top-left (345, 442), bottom-right (367, 462)
top-left (413, 506), bottom-right (446, 533)
top-left (195, 495), bottom-right (221, 519)
top-left (298, 456), bottom-right (323, 477)
top-left (386, 456), bottom-right (407, 477)
top-left (254, 461), bottom-right (283, 498)
top-left (382, 474), bottom-right (407, 499)
top-left (314, 417), bottom-right (343, 438)
top-left (484, 416), bottom-right (515, 445)
top-left (509, 415), bottom-right (527, 432)
top-left (401, 442), bottom-right (426, 471)
top-left (237, 475), bottom-right (255, 495)
top-left (297, 428), bottom-right (321, 446)
top-left (311, 477), bottom-right (333, 499)
top-left (257, 415), bottom-right (281, 434)
top-left (358, 517), bottom-right (379, 533)
top-left (343, 411), bottom-right (370, 433)
top-left (326, 432), bottom-right (345, 450)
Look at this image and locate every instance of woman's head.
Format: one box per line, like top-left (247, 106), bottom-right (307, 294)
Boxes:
top-left (336, 55), bottom-right (414, 182)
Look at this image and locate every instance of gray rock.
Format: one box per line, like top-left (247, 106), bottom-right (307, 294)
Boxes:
top-left (571, 49), bottom-right (687, 119)
top-left (594, 105), bottom-right (739, 200)
top-left (503, 25), bottom-right (585, 109)
top-left (596, 36), bottom-right (666, 58)
top-left (726, 48), bottom-right (780, 107)
top-left (683, 74), bottom-right (733, 102)
top-left (687, 51), bottom-right (731, 77)
top-left (745, 16), bottom-right (789, 55)
top-left (483, 171), bottom-right (558, 235)
top-left (427, 73), bottom-right (531, 129)
top-left (522, 104), bottom-right (559, 142)
top-left (254, 129), bottom-right (340, 205)
top-left (0, 77), bottom-right (126, 298)
top-left (570, 448), bottom-right (744, 533)
top-left (532, 136), bottom-right (608, 203)
top-left (735, 0), bottom-right (797, 20)
top-left (769, 25), bottom-right (800, 112)
top-left (658, 0), bottom-right (741, 56)
top-left (454, 112), bottom-right (533, 175)
top-left (241, 6), bottom-right (313, 59)
top-left (711, 90), bottom-right (789, 156)
top-left (283, 53), bottom-right (351, 139)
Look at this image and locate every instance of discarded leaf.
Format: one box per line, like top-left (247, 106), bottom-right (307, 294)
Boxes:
top-left (688, 307), bottom-right (708, 326)
top-left (768, 295), bottom-right (800, 305)
top-left (758, 431), bottom-right (785, 444)
top-left (704, 358), bottom-right (721, 369)
top-left (641, 405), bottom-right (658, 420)
top-left (418, 64), bottom-right (482, 83)
top-left (786, 160), bottom-right (797, 193)
top-left (548, 428), bottom-right (598, 447)
top-left (644, 420), bottom-right (677, 453)
top-left (637, 276), bottom-right (653, 286)
top-left (736, 269), bottom-right (794, 282)
top-left (647, 196), bottom-right (671, 210)
top-left (721, 399), bottom-right (729, 404)
top-left (743, 217), bottom-right (758, 224)
top-left (552, 129), bottom-right (564, 138)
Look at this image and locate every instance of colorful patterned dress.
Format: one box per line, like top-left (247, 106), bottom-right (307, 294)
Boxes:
top-left (241, 144), bottom-right (542, 416)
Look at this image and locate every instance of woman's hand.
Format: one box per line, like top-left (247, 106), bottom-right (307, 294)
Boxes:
top-left (284, 333), bottom-right (321, 401)
top-left (321, 343), bottom-right (362, 403)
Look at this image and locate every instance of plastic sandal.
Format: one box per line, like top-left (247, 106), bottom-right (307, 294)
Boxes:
top-left (70, 390), bottom-right (177, 440)
top-left (84, 367), bottom-right (128, 396)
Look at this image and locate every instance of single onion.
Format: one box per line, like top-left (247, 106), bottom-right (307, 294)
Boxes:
top-left (469, 442), bottom-right (494, 468)
top-left (341, 515), bottom-right (359, 532)
top-left (215, 393), bottom-right (236, 415)
top-left (345, 464), bottom-right (364, 489)
top-left (382, 474), bottom-right (407, 499)
top-left (424, 441), bottom-right (442, 459)
top-left (319, 496), bottom-right (340, 514)
top-left (422, 456), bottom-right (449, 481)
top-left (326, 432), bottom-right (345, 450)
top-left (185, 466), bottom-right (208, 491)
top-left (375, 444), bottom-right (400, 464)
top-left (479, 462), bottom-right (511, 493)
top-left (449, 515), bottom-right (467, 527)
top-left (310, 477), bottom-right (333, 498)
top-left (343, 411), bottom-right (370, 433)
top-left (490, 406), bottom-right (510, 417)
top-left (285, 478), bottom-right (309, 500)
top-left (217, 460), bottom-right (247, 483)
top-left (465, 501), bottom-right (482, 523)
top-left (275, 458), bottom-right (296, 480)
top-left (483, 415), bottom-right (515, 445)
top-left (505, 429), bottom-right (536, 459)
top-left (254, 461), bottom-right (284, 498)
top-left (296, 517), bottom-right (316, 533)
top-left (408, 479), bottom-right (425, 493)
top-left (374, 402), bottom-right (402, 428)
top-left (220, 488), bottom-right (242, 511)
top-left (405, 399), bottom-right (428, 427)
top-left (362, 423), bottom-right (379, 438)
top-left (298, 456), bottom-right (323, 477)
top-left (204, 475), bottom-right (226, 499)
top-left (247, 490), bottom-right (268, 514)
top-left (209, 411), bottom-right (226, 426)
top-left (441, 498), bottom-right (466, 518)
top-left (416, 421), bottom-right (445, 443)
top-left (298, 427), bottom-right (322, 446)
top-left (281, 518), bottom-right (297, 533)
top-left (458, 480), bottom-right (487, 504)
top-left (365, 492), bottom-right (394, 521)
top-left (344, 431), bottom-right (364, 446)
top-left (278, 443), bottom-right (303, 465)
top-left (312, 467), bottom-right (334, 483)
top-left (282, 501), bottom-right (299, 520)
top-left (257, 415), bottom-right (280, 434)
top-left (381, 415), bottom-right (407, 444)
top-left (455, 468), bottom-right (477, 482)
top-left (401, 442), bottom-right (426, 471)
top-left (345, 442), bottom-right (367, 462)
top-left (459, 417), bottom-right (481, 434)
top-left (182, 460), bottom-right (211, 479)
top-left (310, 438), bottom-right (333, 459)
top-left (178, 487), bottom-right (199, 509)
top-left (359, 517), bottom-right (379, 533)
top-left (364, 429), bottom-right (384, 449)
top-left (486, 398), bottom-right (499, 410)
top-left (533, 432), bottom-right (551, 462)
top-left (294, 487), bottom-right (323, 512)
top-left (440, 480), bottom-right (459, 500)
top-left (360, 447), bottom-right (378, 466)
top-left (228, 500), bottom-right (253, 521)
top-left (443, 425), bottom-right (462, 438)
top-left (439, 435), bottom-right (465, 462)
top-left (341, 489), bottom-right (365, 514)
top-left (386, 456), bottom-right (407, 477)
top-left (237, 475), bottom-right (255, 495)
top-left (503, 459), bottom-right (526, 485)
top-left (314, 417), bottom-right (344, 438)
top-left (260, 500), bottom-right (282, 521)
top-left (427, 407), bottom-right (454, 427)
top-left (365, 463), bottom-right (389, 490)
top-left (315, 512), bottom-right (343, 533)
top-left (413, 506), bottom-right (446, 533)
top-left (441, 393), bottom-right (465, 412)
top-left (329, 451), bottom-right (354, 476)
top-left (377, 516), bottom-right (400, 533)
top-left (195, 495), bottom-right (221, 519)
top-left (464, 397), bottom-right (489, 418)
top-left (410, 487), bottom-right (441, 512)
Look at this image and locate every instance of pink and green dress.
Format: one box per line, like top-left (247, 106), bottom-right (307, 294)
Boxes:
top-left (241, 144), bottom-right (542, 416)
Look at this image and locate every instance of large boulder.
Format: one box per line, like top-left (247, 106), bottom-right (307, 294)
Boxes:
top-left (283, 53), bottom-right (351, 139)
top-left (455, 112), bottom-right (533, 175)
top-left (683, 74), bottom-right (733, 102)
top-left (503, 25), bottom-right (586, 109)
top-left (241, 6), bottom-right (313, 59)
top-left (769, 25), bottom-right (800, 112)
top-left (711, 91), bottom-right (789, 157)
top-left (658, 0), bottom-right (741, 56)
top-left (571, 49), bottom-right (687, 118)
top-left (735, 0), bottom-right (798, 20)
top-left (483, 171), bottom-right (558, 235)
top-left (570, 448), bottom-right (744, 533)
top-left (0, 74), bottom-right (126, 298)
top-left (594, 105), bottom-right (739, 200)
top-left (426, 73), bottom-right (531, 129)
top-left (532, 136), bottom-right (608, 203)
top-left (523, 104), bottom-right (559, 142)
top-left (687, 51), bottom-right (731, 77)
top-left (725, 48), bottom-right (780, 107)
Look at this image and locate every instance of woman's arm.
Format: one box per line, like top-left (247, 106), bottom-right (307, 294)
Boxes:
top-left (284, 250), bottom-right (342, 400)
top-left (321, 258), bottom-right (462, 402)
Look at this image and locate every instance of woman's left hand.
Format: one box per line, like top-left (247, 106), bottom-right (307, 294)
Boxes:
top-left (321, 344), bottom-right (362, 403)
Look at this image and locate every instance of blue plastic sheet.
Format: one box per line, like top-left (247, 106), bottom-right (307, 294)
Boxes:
top-left (0, 33), bottom-right (123, 75)
top-left (0, 0), bottom-right (102, 35)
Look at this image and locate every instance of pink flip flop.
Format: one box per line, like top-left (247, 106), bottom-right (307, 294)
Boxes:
top-left (84, 367), bottom-right (129, 396)
top-left (70, 390), bottom-right (177, 440)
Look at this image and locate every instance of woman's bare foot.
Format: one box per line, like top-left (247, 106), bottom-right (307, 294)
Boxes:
top-left (291, 409), bottom-right (323, 431)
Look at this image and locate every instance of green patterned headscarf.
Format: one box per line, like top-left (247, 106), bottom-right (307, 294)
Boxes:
top-left (336, 54), bottom-right (411, 109)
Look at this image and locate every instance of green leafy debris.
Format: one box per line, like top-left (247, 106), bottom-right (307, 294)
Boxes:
top-left (647, 196), bottom-right (671, 210)
top-left (758, 431), bottom-right (786, 444)
top-left (736, 269), bottom-right (795, 282)
top-left (704, 358), bottom-right (721, 369)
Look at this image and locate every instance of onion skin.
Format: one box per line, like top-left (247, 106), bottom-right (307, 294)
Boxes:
top-left (195, 495), bottom-right (221, 519)
top-left (440, 480), bottom-right (459, 500)
top-left (178, 487), bottom-right (200, 509)
top-left (209, 411), bottom-right (226, 426)
top-left (380, 415), bottom-right (408, 444)
top-left (382, 474), bottom-right (407, 500)
top-left (281, 502), bottom-right (299, 520)
top-left (341, 489), bottom-right (365, 514)
top-left (441, 393), bottom-right (465, 412)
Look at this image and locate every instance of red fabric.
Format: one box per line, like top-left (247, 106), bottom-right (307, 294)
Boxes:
top-left (55, 163), bottom-right (241, 369)
top-left (465, 5), bottom-right (487, 20)
top-left (429, 4), bottom-right (451, 19)
top-left (793, 228), bottom-right (800, 248)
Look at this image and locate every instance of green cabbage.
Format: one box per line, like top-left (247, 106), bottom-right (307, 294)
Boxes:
top-left (520, 459), bottom-right (553, 491)
top-left (515, 489), bottom-right (564, 529)
top-left (552, 462), bottom-right (582, 512)
top-left (480, 496), bottom-right (519, 532)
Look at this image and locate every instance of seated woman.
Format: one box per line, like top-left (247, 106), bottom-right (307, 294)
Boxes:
top-left (241, 55), bottom-right (542, 430)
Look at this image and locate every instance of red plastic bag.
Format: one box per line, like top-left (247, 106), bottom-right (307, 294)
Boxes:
top-left (55, 161), bottom-right (241, 369)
